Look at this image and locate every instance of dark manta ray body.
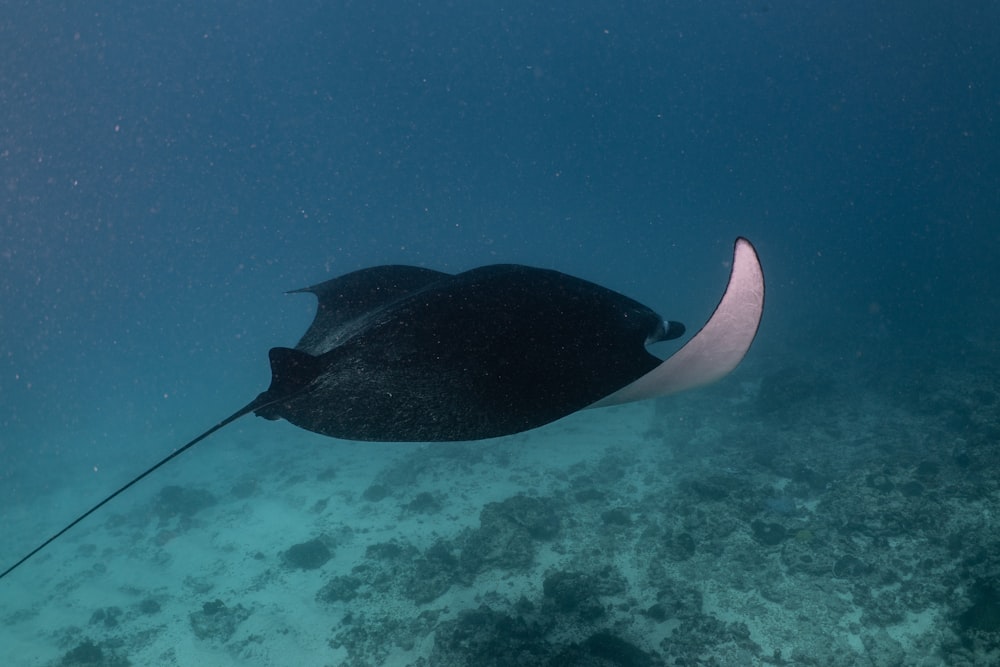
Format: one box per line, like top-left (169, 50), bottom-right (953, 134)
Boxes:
top-left (0, 237), bottom-right (764, 579)
top-left (257, 263), bottom-right (685, 441)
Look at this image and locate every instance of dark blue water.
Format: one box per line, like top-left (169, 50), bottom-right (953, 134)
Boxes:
top-left (2, 2), bottom-right (998, 664)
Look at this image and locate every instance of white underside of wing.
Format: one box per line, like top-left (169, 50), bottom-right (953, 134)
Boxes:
top-left (593, 237), bottom-right (765, 408)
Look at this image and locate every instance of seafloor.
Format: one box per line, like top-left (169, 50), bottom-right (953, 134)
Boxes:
top-left (2, 338), bottom-right (999, 666)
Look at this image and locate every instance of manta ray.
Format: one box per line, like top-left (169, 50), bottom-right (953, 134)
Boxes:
top-left (0, 237), bottom-right (764, 579)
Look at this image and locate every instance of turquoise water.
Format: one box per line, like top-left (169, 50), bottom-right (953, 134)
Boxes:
top-left (1, 2), bottom-right (998, 665)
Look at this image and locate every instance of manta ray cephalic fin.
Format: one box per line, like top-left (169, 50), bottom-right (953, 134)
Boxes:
top-left (593, 236), bottom-right (764, 407)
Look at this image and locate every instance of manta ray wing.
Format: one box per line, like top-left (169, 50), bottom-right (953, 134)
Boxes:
top-left (257, 264), bottom-right (671, 441)
top-left (593, 237), bottom-right (764, 407)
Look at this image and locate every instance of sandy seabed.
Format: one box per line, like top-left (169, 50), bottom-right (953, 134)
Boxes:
top-left (2, 349), bottom-right (1000, 666)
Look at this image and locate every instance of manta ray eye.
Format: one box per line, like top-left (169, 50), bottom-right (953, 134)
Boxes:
top-left (662, 320), bottom-right (686, 341)
top-left (646, 320), bottom-right (686, 345)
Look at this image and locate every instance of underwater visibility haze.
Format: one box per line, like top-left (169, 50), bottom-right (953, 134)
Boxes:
top-left (1, 1), bottom-right (999, 665)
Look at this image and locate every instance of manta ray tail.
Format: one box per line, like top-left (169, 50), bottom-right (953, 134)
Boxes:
top-left (0, 347), bottom-right (327, 580)
top-left (0, 399), bottom-right (263, 581)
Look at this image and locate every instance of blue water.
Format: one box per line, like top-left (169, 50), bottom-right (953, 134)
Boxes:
top-left (2, 2), bottom-right (998, 665)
